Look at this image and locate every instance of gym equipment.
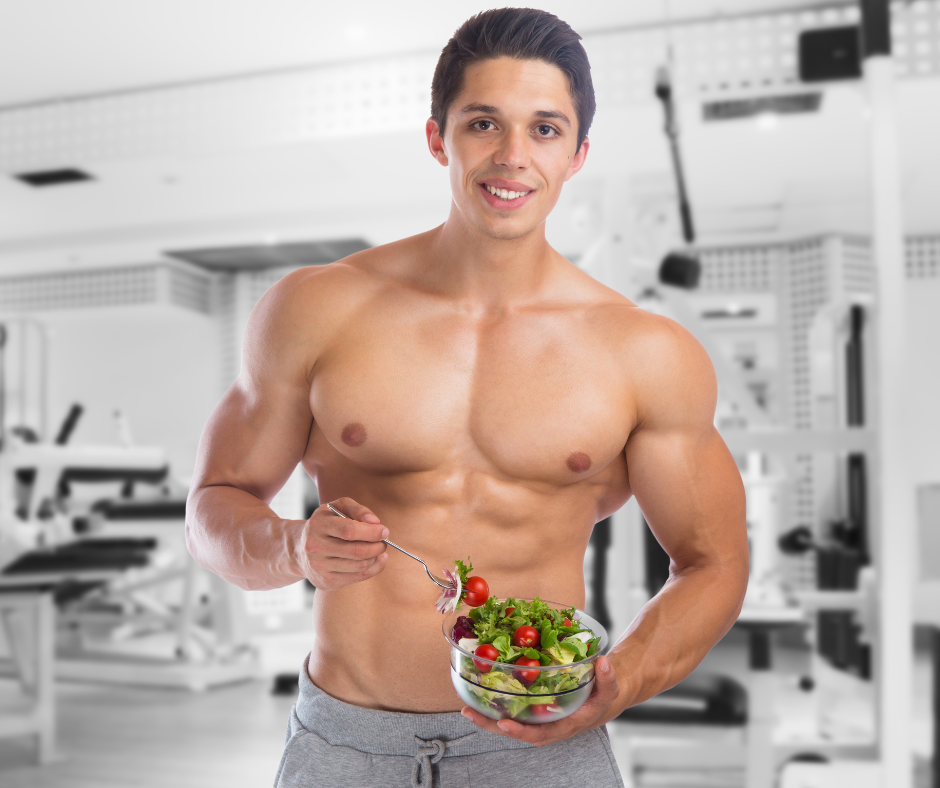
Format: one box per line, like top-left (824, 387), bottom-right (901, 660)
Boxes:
top-left (653, 61), bottom-right (704, 299)
top-left (0, 381), bottom-right (257, 691)
top-left (798, 27), bottom-right (863, 83)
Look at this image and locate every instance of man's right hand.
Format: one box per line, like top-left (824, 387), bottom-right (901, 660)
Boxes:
top-left (300, 498), bottom-right (389, 590)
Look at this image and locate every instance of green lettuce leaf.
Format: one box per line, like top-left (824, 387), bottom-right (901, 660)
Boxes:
top-left (478, 672), bottom-right (528, 694)
top-left (453, 558), bottom-right (473, 587)
top-left (560, 638), bottom-right (588, 660)
top-left (544, 644), bottom-right (575, 665)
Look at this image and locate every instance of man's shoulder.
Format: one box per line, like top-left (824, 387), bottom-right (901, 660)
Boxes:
top-left (617, 308), bottom-right (716, 430)
top-left (260, 237), bottom-right (418, 319)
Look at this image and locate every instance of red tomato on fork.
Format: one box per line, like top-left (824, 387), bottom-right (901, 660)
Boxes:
top-left (462, 576), bottom-right (489, 607)
top-left (473, 644), bottom-right (499, 673)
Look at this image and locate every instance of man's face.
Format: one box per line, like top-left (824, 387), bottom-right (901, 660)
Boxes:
top-left (427, 57), bottom-right (589, 242)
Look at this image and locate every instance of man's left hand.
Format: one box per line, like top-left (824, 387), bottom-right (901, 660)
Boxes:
top-left (460, 655), bottom-right (623, 747)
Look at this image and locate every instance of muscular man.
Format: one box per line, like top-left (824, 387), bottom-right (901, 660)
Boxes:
top-left (186, 8), bottom-right (748, 787)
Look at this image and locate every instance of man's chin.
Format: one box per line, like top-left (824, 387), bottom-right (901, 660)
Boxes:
top-left (472, 216), bottom-right (545, 243)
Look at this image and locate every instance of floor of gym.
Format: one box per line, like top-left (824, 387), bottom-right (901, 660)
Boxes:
top-left (0, 633), bottom-right (934, 787)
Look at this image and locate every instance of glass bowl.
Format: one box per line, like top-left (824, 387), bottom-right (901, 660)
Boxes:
top-left (442, 598), bottom-right (609, 725)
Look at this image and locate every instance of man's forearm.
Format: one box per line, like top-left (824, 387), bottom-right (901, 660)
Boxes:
top-left (185, 485), bottom-right (307, 591)
top-left (606, 561), bottom-right (747, 713)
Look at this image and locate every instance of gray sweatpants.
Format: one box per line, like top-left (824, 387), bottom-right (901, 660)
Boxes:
top-left (274, 654), bottom-right (625, 787)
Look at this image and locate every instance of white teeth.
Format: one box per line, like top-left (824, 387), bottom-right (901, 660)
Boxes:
top-left (485, 184), bottom-right (530, 201)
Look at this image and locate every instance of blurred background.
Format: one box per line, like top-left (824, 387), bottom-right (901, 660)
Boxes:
top-left (0, 1), bottom-right (937, 786)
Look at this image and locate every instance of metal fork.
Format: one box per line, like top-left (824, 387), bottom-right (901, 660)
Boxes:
top-left (326, 503), bottom-right (455, 590)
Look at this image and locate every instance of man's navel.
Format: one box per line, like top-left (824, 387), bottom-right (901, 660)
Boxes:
top-left (341, 422), bottom-right (368, 447)
top-left (566, 451), bottom-right (592, 473)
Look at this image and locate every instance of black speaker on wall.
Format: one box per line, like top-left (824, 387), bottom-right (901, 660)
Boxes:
top-left (798, 26), bottom-right (862, 82)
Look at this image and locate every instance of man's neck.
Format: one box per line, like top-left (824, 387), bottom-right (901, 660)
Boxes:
top-left (423, 209), bottom-right (559, 312)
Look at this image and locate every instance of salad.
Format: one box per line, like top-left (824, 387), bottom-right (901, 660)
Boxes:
top-left (449, 596), bottom-right (601, 719)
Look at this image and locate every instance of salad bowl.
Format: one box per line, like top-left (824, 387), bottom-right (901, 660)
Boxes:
top-left (442, 597), bottom-right (609, 725)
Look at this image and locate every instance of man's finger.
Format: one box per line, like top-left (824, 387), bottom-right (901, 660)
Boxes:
top-left (319, 555), bottom-right (382, 573)
top-left (328, 497), bottom-right (382, 524)
top-left (321, 507), bottom-right (388, 544)
top-left (564, 656), bottom-right (620, 720)
top-left (318, 553), bottom-right (388, 589)
top-left (591, 656), bottom-right (621, 704)
top-left (317, 532), bottom-right (388, 560)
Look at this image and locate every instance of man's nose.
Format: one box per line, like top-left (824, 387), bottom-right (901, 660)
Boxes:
top-left (493, 127), bottom-right (531, 170)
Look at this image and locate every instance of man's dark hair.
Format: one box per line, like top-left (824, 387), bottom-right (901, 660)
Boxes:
top-left (431, 8), bottom-right (596, 152)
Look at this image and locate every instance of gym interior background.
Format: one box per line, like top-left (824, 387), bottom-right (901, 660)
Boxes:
top-left (0, 1), bottom-right (938, 786)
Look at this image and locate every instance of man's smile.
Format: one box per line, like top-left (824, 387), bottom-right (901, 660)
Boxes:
top-left (477, 178), bottom-right (537, 209)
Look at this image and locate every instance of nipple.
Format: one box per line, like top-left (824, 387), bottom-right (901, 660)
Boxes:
top-left (341, 422), bottom-right (368, 447)
top-left (566, 452), bottom-right (592, 473)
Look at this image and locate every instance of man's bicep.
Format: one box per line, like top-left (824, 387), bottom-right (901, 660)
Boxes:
top-left (626, 424), bottom-right (745, 573)
top-left (192, 274), bottom-right (316, 503)
top-left (193, 376), bottom-right (313, 504)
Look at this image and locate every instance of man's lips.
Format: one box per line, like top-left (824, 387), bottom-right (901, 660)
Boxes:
top-left (477, 182), bottom-right (536, 210)
top-left (480, 178), bottom-right (535, 191)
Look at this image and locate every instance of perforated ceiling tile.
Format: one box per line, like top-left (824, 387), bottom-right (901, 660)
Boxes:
top-left (906, 235), bottom-right (940, 278)
top-left (893, 0), bottom-right (940, 76)
top-left (0, 266), bottom-right (159, 311)
top-left (168, 265), bottom-right (212, 315)
top-left (843, 236), bottom-right (874, 293)
top-left (698, 244), bottom-right (776, 292)
top-left (0, 262), bottom-right (214, 314)
top-left (0, 54), bottom-right (438, 171)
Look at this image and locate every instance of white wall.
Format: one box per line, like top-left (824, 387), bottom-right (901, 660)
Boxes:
top-left (41, 305), bottom-right (221, 482)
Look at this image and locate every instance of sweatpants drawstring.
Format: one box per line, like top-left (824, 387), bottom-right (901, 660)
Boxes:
top-left (412, 732), bottom-right (476, 788)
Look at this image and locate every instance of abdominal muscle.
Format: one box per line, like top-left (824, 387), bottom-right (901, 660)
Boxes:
top-left (303, 500), bottom-right (605, 713)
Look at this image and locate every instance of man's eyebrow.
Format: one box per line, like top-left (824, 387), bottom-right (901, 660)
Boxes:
top-left (534, 110), bottom-right (572, 128)
top-left (457, 104), bottom-right (572, 128)
top-left (459, 103), bottom-right (500, 115)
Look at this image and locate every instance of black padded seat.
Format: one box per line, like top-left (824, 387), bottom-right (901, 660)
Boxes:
top-left (61, 466), bottom-right (169, 485)
top-left (616, 673), bottom-right (747, 726)
top-left (91, 499), bottom-right (187, 520)
top-left (71, 537), bottom-right (158, 551)
top-left (1, 541), bottom-right (151, 575)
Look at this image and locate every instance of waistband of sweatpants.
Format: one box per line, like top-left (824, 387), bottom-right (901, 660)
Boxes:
top-left (293, 652), bottom-right (535, 757)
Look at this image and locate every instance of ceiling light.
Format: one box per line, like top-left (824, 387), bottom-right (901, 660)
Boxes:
top-left (755, 112), bottom-right (778, 131)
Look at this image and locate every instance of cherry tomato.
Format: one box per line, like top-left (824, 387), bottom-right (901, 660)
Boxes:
top-left (512, 625), bottom-right (540, 649)
top-left (563, 617), bottom-right (572, 627)
top-left (473, 644), bottom-right (499, 673)
top-left (504, 607), bottom-right (515, 618)
top-left (462, 576), bottom-right (489, 607)
top-left (513, 657), bottom-right (541, 683)
top-left (530, 703), bottom-right (560, 718)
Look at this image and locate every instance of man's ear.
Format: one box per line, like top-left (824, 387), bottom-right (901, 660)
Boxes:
top-left (564, 137), bottom-right (590, 182)
top-left (426, 118), bottom-right (449, 166)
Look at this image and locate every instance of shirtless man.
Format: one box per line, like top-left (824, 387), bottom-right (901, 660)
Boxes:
top-left (186, 8), bottom-right (748, 787)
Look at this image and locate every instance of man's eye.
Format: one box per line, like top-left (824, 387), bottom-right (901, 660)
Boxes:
top-left (536, 125), bottom-right (557, 137)
top-left (474, 120), bottom-right (493, 131)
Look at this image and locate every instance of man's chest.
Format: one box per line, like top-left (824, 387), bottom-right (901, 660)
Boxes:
top-left (308, 305), bottom-right (635, 484)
